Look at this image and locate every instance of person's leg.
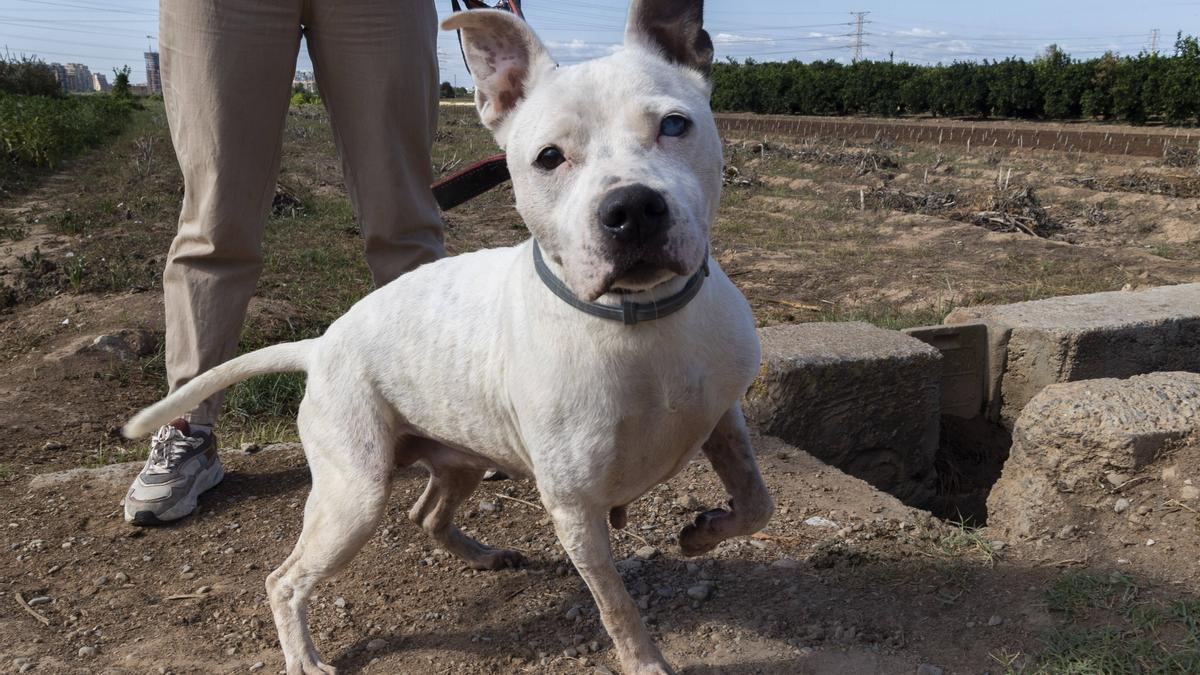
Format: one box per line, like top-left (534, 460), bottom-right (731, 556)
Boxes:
top-left (161, 0), bottom-right (303, 426)
top-left (127, 0), bottom-right (301, 525)
top-left (303, 0), bottom-right (445, 288)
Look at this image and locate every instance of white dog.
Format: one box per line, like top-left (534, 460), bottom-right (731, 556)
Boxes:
top-left (125, 1), bottom-right (773, 672)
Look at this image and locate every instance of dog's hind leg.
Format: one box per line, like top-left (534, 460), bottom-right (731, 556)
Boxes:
top-left (267, 402), bottom-right (394, 675)
top-left (679, 403), bottom-right (774, 557)
top-left (407, 441), bottom-right (524, 570)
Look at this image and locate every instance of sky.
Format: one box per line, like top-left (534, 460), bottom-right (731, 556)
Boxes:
top-left (1, 0), bottom-right (1198, 86)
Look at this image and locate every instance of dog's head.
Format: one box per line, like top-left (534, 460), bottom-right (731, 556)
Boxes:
top-left (443, 0), bottom-right (720, 301)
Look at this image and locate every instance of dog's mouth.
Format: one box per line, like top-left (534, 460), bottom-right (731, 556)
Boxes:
top-left (603, 254), bottom-right (690, 296)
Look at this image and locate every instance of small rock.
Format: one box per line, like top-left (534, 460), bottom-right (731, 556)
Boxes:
top-left (562, 647), bottom-right (577, 658)
top-left (78, 646), bottom-right (97, 658)
top-left (989, 540), bottom-right (1006, 552)
top-left (565, 606), bottom-right (581, 621)
top-left (1182, 486), bottom-right (1200, 501)
top-left (1146, 539), bottom-right (1156, 546)
top-left (197, 585), bottom-right (212, 594)
top-left (804, 516), bottom-right (839, 529)
top-left (1114, 498), bottom-right (1131, 514)
top-left (1136, 505), bottom-right (1152, 516)
top-left (1105, 472), bottom-right (1130, 488)
top-left (114, 572), bottom-right (130, 584)
top-left (240, 443), bottom-right (261, 455)
top-left (988, 615), bottom-right (1003, 626)
top-left (366, 638), bottom-right (387, 652)
top-left (19, 662), bottom-right (33, 673)
top-left (1057, 524), bottom-right (1077, 540)
top-left (41, 441), bottom-right (66, 452)
top-left (334, 597), bottom-right (347, 609)
top-left (27, 596), bottom-right (50, 606)
top-left (478, 500), bottom-right (498, 513)
top-left (634, 546), bottom-right (658, 560)
top-left (917, 665), bottom-right (943, 675)
top-left (249, 662), bottom-right (265, 672)
top-left (686, 584), bottom-right (712, 601)
top-left (676, 494), bottom-right (701, 511)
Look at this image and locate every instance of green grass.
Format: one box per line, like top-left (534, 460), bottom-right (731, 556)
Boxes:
top-left (1011, 571), bottom-right (1200, 674)
top-left (0, 91), bottom-right (135, 198)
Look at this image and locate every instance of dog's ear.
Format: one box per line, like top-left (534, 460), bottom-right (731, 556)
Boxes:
top-left (625, 0), bottom-right (714, 77)
top-left (442, 10), bottom-right (555, 132)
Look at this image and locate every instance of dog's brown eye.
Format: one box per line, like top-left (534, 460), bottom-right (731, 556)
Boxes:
top-left (535, 146), bottom-right (566, 171)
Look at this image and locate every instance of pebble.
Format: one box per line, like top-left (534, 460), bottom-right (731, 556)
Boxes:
top-left (634, 546), bottom-right (659, 560)
top-left (240, 443), bottom-right (261, 455)
top-left (676, 494), bottom-right (701, 511)
top-left (1114, 498), bottom-right (1131, 513)
top-left (989, 540), bottom-right (1006, 552)
top-left (249, 662), bottom-right (265, 672)
top-left (96, 575), bottom-right (110, 586)
top-left (1105, 472), bottom-right (1129, 487)
top-left (804, 516), bottom-right (839, 529)
top-left (114, 572), bottom-right (130, 584)
top-left (988, 615), bottom-right (1003, 626)
top-left (1057, 524), bottom-right (1077, 540)
top-left (334, 597), bottom-right (347, 609)
top-left (27, 596), bottom-right (51, 606)
top-left (478, 500), bottom-right (498, 513)
top-left (1182, 486), bottom-right (1200, 500)
top-left (686, 583), bottom-right (713, 601)
top-left (1146, 539), bottom-right (1156, 546)
top-left (366, 638), bottom-right (387, 652)
top-left (565, 606), bottom-right (581, 621)
top-left (78, 646), bottom-right (97, 658)
top-left (1136, 505), bottom-right (1152, 516)
top-left (917, 665), bottom-right (943, 675)
top-left (197, 586), bottom-right (212, 594)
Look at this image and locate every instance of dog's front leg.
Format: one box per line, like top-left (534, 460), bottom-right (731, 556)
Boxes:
top-left (679, 403), bottom-right (774, 556)
top-left (547, 505), bottom-right (674, 675)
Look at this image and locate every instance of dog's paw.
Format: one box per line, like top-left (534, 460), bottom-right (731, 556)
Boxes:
top-left (468, 546), bottom-right (525, 571)
top-left (678, 508), bottom-right (730, 557)
top-left (287, 659), bottom-right (337, 675)
top-left (627, 661), bottom-right (676, 675)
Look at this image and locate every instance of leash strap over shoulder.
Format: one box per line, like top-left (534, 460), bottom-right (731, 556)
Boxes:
top-left (532, 241), bottom-right (710, 326)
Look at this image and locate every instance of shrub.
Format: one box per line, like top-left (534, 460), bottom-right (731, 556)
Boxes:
top-left (710, 36), bottom-right (1200, 126)
top-left (0, 56), bottom-right (60, 97)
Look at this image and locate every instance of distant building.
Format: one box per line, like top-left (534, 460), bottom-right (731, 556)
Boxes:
top-left (92, 73), bottom-right (110, 92)
top-left (48, 62), bottom-right (95, 92)
top-left (293, 70), bottom-right (317, 94)
top-left (144, 51), bottom-right (162, 94)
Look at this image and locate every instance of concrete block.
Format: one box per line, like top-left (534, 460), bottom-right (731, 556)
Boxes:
top-left (745, 322), bottom-right (942, 505)
top-left (904, 323), bottom-right (988, 419)
top-left (987, 372), bottom-right (1200, 539)
top-left (945, 283), bottom-right (1200, 426)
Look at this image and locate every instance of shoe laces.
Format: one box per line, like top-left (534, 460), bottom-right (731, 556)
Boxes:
top-left (146, 425), bottom-right (201, 474)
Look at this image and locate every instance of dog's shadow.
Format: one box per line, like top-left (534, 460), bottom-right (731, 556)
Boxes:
top-left (327, 548), bottom-right (1039, 674)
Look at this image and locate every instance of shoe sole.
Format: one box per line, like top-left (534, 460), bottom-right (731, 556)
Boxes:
top-left (126, 461), bottom-right (225, 526)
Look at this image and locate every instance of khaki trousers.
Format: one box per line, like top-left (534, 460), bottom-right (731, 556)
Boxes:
top-left (160, 0), bottom-right (445, 425)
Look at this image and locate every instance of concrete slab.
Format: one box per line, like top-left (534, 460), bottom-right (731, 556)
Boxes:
top-left (945, 283), bottom-right (1200, 425)
top-left (744, 322), bottom-right (942, 506)
top-left (987, 371), bottom-right (1200, 539)
top-left (904, 323), bottom-right (988, 419)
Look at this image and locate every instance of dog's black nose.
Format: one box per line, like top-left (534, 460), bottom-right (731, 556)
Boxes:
top-left (598, 184), bottom-right (668, 244)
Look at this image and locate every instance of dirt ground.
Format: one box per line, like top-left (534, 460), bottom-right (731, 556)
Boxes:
top-left (1, 103), bottom-right (1198, 674)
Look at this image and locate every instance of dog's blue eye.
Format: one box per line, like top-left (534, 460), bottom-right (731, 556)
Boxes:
top-left (660, 114), bottom-right (690, 138)
top-left (535, 146), bottom-right (566, 171)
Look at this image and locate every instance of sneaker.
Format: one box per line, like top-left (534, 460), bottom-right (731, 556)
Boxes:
top-left (124, 419), bottom-right (223, 526)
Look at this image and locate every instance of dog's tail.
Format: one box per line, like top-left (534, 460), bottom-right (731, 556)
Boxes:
top-left (122, 339), bottom-right (316, 439)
